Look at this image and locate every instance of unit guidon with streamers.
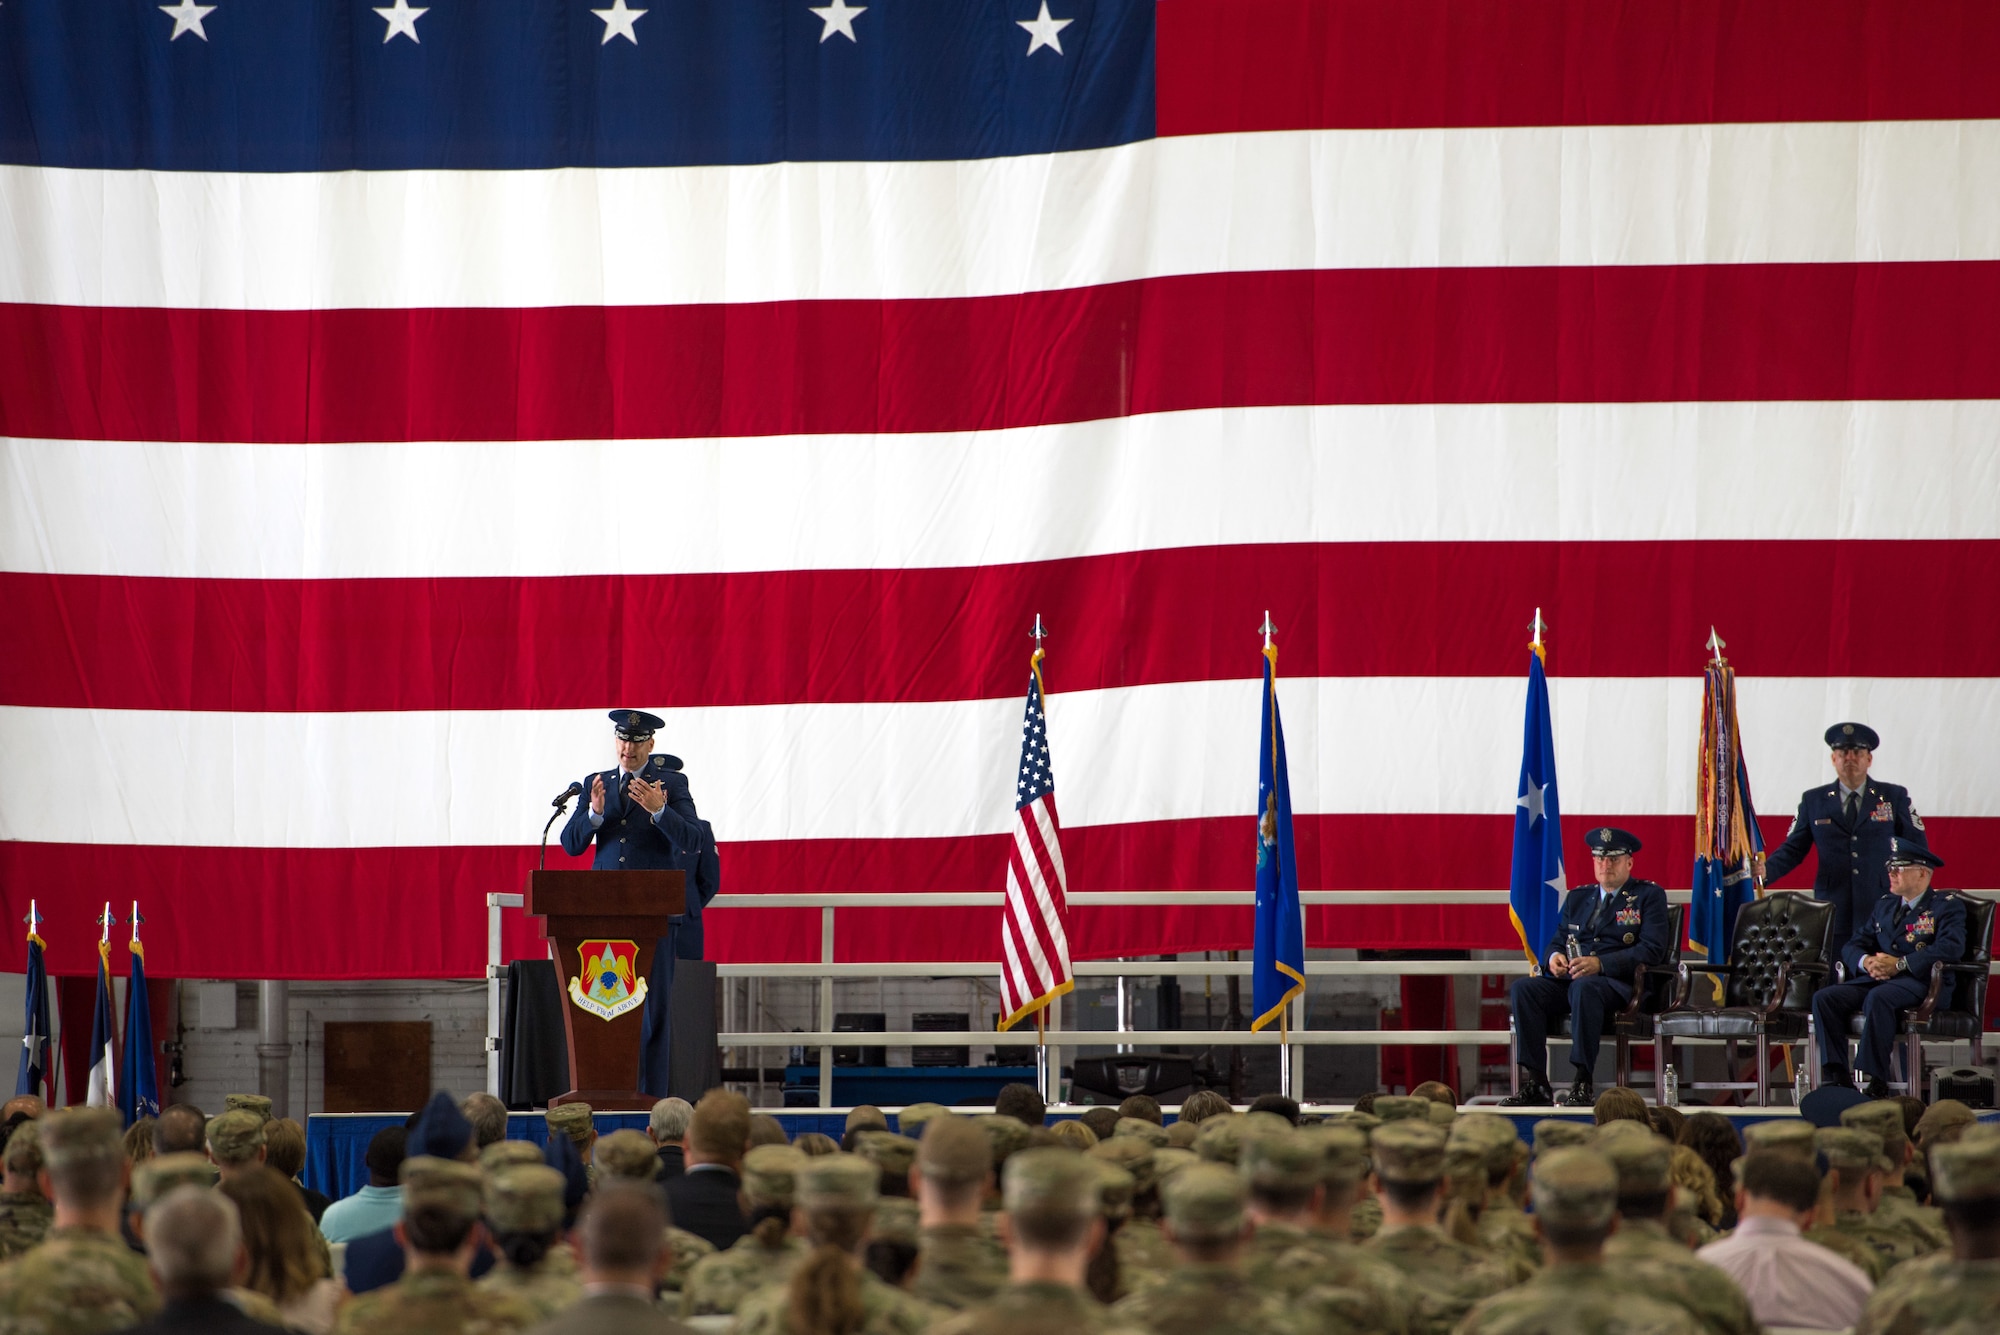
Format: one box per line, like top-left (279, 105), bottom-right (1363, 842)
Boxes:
top-left (3, 1), bottom-right (1999, 979)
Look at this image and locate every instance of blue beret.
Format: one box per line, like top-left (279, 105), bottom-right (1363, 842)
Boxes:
top-left (1585, 827), bottom-right (1641, 856)
top-left (1826, 722), bottom-right (1879, 750)
top-left (1800, 1084), bottom-right (1871, 1128)
top-left (1886, 837), bottom-right (1943, 870)
top-left (406, 1090), bottom-right (473, 1160)
top-left (610, 709), bottom-right (665, 740)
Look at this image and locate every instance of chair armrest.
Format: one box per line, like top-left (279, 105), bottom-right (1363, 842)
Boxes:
top-left (1906, 962), bottom-right (1955, 1024)
top-left (1664, 962), bottom-right (1724, 1015)
top-left (1758, 962), bottom-right (1828, 1017)
top-left (1619, 962), bottom-right (1660, 1018)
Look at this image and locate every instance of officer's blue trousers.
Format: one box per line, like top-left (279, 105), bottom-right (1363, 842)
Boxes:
top-left (1509, 973), bottom-right (1633, 1075)
top-left (1812, 974), bottom-right (1928, 1077)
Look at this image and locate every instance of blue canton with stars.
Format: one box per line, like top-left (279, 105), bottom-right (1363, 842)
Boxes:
top-left (1015, 672), bottom-right (1054, 811)
top-left (0, 0), bottom-right (1154, 171)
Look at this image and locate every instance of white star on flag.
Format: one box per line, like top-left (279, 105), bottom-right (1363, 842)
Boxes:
top-left (159, 0), bottom-right (216, 40)
top-left (1517, 778), bottom-right (1547, 825)
top-left (810, 0), bottom-right (865, 43)
top-left (1545, 859), bottom-right (1568, 897)
top-left (1017, 1), bottom-right (1071, 55)
top-left (593, 0), bottom-right (646, 44)
top-left (375, 0), bottom-right (427, 43)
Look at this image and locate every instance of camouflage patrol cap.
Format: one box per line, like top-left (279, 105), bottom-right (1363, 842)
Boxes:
top-left (1242, 1110), bottom-right (1294, 1139)
top-left (479, 1139), bottom-right (546, 1172)
top-left (1152, 1147), bottom-right (1198, 1185)
top-left (1452, 1114), bottom-right (1523, 1177)
top-left (1165, 1120), bottom-right (1201, 1149)
top-left (1161, 1162), bottom-right (1248, 1243)
top-left (1426, 1101), bottom-right (1457, 1128)
top-left (798, 1153), bottom-right (879, 1210)
top-left (1742, 1119), bottom-right (1818, 1161)
top-left (1928, 1127), bottom-right (2000, 1204)
top-left (400, 1156), bottom-right (486, 1223)
top-left (1004, 1146), bottom-right (1102, 1219)
top-left (39, 1107), bottom-right (124, 1175)
top-left (206, 1109), bottom-right (267, 1164)
top-left (855, 1130), bottom-right (918, 1180)
top-left (1915, 1099), bottom-right (1979, 1150)
top-left (1532, 1119), bottom-right (1591, 1155)
top-left (1113, 1117), bottom-right (1170, 1149)
top-left (1530, 1147), bottom-right (1618, 1230)
top-left (872, 1194), bottom-right (919, 1246)
top-left (1593, 1126), bottom-right (1673, 1195)
top-left (916, 1114), bottom-right (992, 1186)
top-left (895, 1103), bottom-right (950, 1138)
top-left (1193, 1114), bottom-right (1249, 1166)
top-left (1372, 1097), bottom-right (1432, 1124)
top-left (1325, 1110), bottom-right (1380, 1135)
top-left (129, 1152), bottom-right (215, 1209)
top-left (1816, 1126), bottom-right (1891, 1175)
top-left (484, 1163), bottom-right (566, 1233)
top-left (844, 1105), bottom-right (889, 1135)
top-left (594, 1128), bottom-right (660, 1181)
top-left (743, 1144), bottom-right (807, 1208)
top-left (1087, 1136), bottom-right (1156, 1195)
top-left (1840, 1101), bottom-right (1910, 1162)
top-left (224, 1094), bottom-right (273, 1123)
top-left (544, 1103), bottom-right (595, 1145)
top-left (1300, 1126), bottom-right (1371, 1187)
top-left (1369, 1121), bottom-right (1448, 1185)
top-left (974, 1114), bottom-right (1034, 1169)
top-left (1090, 1157), bottom-right (1136, 1222)
top-left (1240, 1129), bottom-right (1322, 1192)
top-left (1, 1120), bottom-right (42, 1175)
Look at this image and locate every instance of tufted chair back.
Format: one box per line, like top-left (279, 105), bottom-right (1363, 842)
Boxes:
top-left (1721, 894), bottom-right (1835, 1011)
top-left (1942, 895), bottom-right (1997, 1017)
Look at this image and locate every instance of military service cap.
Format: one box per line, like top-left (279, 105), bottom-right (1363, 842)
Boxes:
top-left (1884, 838), bottom-right (1943, 870)
top-left (1113, 1117), bottom-right (1170, 1149)
top-left (1152, 1147), bottom-right (1198, 1185)
top-left (1, 1121), bottom-right (42, 1175)
top-left (480, 1139), bottom-right (544, 1171)
top-left (224, 1094), bottom-right (273, 1123)
top-left (916, 1114), bottom-right (991, 1186)
top-left (1530, 1120), bottom-right (1589, 1155)
top-left (895, 1103), bottom-right (950, 1138)
top-left (1301, 1126), bottom-right (1372, 1187)
top-left (407, 1089), bottom-right (476, 1160)
top-left (1928, 1127), bottom-right (2000, 1204)
top-left (1370, 1121), bottom-right (1447, 1185)
top-left (1090, 1158), bottom-right (1136, 1221)
top-left (1165, 1120), bottom-right (1201, 1148)
top-left (1453, 1114), bottom-right (1524, 1177)
top-left (544, 1103), bottom-right (596, 1146)
top-left (1371, 1096), bottom-right (1431, 1124)
top-left (610, 709), bottom-right (666, 741)
top-left (1004, 1147), bottom-right (1102, 1219)
top-left (1816, 1127), bottom-right (1892, 1175)
top-left (594, 1128), bottom-right (660, 1181)
top-left (1826, 722), bottom-right (1879, 751)
top-left (854, 1130), bottom-right (918, 1180)
top-left (1426, 1101), bottom-right (1457, 1127)
top-left (743, 1144), bottom-right (807, 1208)
top-left (1594, 1126), bottom-right (1672, 1194)
top-left (845, 1105), bottom-right (889, 1135)
top-left (1088, 1136), bottom-right (1156, 1195)
top-left (1915, 1099), bottom-right (1979, 1149)
top-left (1161, 1162), bottom-right (1248, 1243)
top-left (1241, 1129), bottom-right (1322, 1192)
top-left (40, 1107), bottom-right (125, 1173)
top-left (1841, 1100), bottom-right (1912, 1160)
top-left (1742, 1119), bottom-right (1818, 1160)
top-left (974, 1114), bottom-right (1034, 1168)
top-left (206, 1109), bottom-right (267, 1164)
top-left (401, 1156), bottom-right (486, 1222)
top-left (129, 1152), bottom-right (216, 1209)
top-left (1585, 827), bottom-right (1642, 856)
top-left (1193, 1114), bottom-right (1250, 1166)
top-left (1530, 1147), bottom-right (1618, 1229)
top-left (798, 1154), bottom-right (879, 1210)
top-left (485, 1164), bottom-right (566, 1233)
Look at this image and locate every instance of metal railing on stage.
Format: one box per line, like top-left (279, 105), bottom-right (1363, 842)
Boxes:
top-left (486, 888), bottom-right (1998, 1108)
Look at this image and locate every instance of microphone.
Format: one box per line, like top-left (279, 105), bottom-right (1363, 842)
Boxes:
top-left (541, 782), bottom-right (583, 871)
top-left (550, 781), bottom-right (583, 809)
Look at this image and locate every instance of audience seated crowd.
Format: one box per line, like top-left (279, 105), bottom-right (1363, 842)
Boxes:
top-left (0, 1078), bottom-right (1990, 1334)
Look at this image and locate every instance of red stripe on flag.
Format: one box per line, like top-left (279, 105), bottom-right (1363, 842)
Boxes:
top-left (1156, 0), bottom-right (2000, 135)
top-left (3, 815), bottom-right (1993, 979)
top-left (10, 540), bottom-right (1999, 711)
top-left (5, 263), bottom-right (1998, 442)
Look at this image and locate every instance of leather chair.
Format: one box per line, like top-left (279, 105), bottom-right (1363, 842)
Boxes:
top-left (1654, 894), bottom-right (1835, 1105)
top-left (1839, 892), bottom-right (1995, 1096)
top-left (1506, 904), bottom-right (1685, 1098)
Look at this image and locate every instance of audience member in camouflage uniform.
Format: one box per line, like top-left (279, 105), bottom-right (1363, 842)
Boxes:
top-left (1362, 1121), bottom-right (1512, 1335)
top-left (334, 1157), bottom-right (537, 1335)
top-left (1083, 1157), bottom-right (1137, 1302)
top-left (930, 1148), bottom-right (1144, 1335)
top-left (1817, 1126), bottom-right (1926, 1276)
top-left (544, 1104), bottom-right (597, 1188)
top-left (1856, 1128), bottom-right (2000, 1335)
top-left (1846, 1100), bottom-right (1950, 1254)
top-left (734, 1154), bottom-right (942, 1335)
top-left (681, 1144), bottom-right (808, 1316)
top-left (1111, 1162), bottom-right (1316, 1335)
top-left (0, 1107), bottom-right (161, 1335)
top-left (1089, 1136), bottom-right (1170, 1283)
top-left (591, 1126), bottom-right (713, 1294)
top-left (224, 1094), bottom-right (274, 1123)
top-left (1325, 1112), bottom-right (1384, 1239)
top-left (1458, 1116), bottom-right (1537, 1276)
top-left (1113, 1118), bottom-right (1170, 1150)
top-left (908, 1116), bottom-right (1007, 1311)
top-left (479, 1141), bottom-right (545, 1173)
top-left (1249, 1126), bottom-right (1417, 1335)
top-left (1442, 1115), bottom-right (1535, 1283)
top-left (1594, 1123), bottom-right (1759, 1335)
top-left (1457, 1147), bottom-right (1700, 1335)
top-left (475, 1163), bottom-right (580, 1322)
top-left (0, 1119), bottom-right (54, 1260)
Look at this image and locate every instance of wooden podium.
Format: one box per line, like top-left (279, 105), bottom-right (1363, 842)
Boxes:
top-left (524, 869), bottom-right (684, 1111)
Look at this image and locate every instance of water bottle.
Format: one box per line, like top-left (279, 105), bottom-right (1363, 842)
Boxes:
top-left (1663, 1063), bottom-right (1679, 1108)
top-left (1794, 1062), bottom-right (1811, 1106)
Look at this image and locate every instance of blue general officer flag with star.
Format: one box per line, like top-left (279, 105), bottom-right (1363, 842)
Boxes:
top-left (1509, 647), bottom-right (1566, 966)
top-left (120, 933), bottom-right (162, 1126)
top-left (15, 917), bottom-right (51, 1101)
top-left (1250, 641), bottom-right (1304, 1031)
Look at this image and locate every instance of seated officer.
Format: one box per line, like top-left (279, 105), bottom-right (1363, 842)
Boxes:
top-left (1502, 827), bottom-right (1672, 1107)
top-left (1811, 839), bottom-right (1966, 1097)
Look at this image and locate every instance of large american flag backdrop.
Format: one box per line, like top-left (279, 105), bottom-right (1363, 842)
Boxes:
top-left (3, 1), bottom-right (1997, 980)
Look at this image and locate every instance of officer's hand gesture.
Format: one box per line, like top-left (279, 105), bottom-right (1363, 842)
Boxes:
top-left (590, 774), bottom-right (606, 815)
top-left (1569, 955), bottom-right (1601, 978)
top-left (1548, 952), bottom-right (1571, 979)
top-left (1863, 952), bottom-right (1899, 980)
top-left (630, 776), bottom-right (667, 815)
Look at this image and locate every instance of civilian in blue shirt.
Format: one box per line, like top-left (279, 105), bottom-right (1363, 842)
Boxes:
top-left (318, 1125), bottom-right (407, 1244)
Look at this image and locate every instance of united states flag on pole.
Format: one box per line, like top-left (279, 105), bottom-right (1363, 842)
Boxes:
top-left (999, 646), bottom-right (1073, 1029)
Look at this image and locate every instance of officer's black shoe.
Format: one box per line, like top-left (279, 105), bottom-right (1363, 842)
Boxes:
top-left (1822, 1065), bottom-right (1855, 1090)
top-left (1863, 1074), bottom-right (1891, 1099)
top-left (1554, 1067), bottom-right (1595, 1107)
top-left (1499, 1066), bottom-right (1555, 1106)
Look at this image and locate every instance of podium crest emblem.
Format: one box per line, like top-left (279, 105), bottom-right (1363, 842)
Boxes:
top-left (568, 939), bottom-right (648, 1020)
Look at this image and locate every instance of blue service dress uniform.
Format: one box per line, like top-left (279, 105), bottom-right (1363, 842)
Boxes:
top-left (1763, 780), bottom-right (1926, 947)
top-left (1509, 878), bottom-right (1674, 1076)
top-left (1810, 887), bottom-right (1967, 1078)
